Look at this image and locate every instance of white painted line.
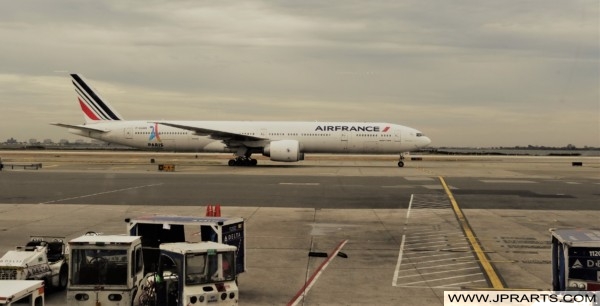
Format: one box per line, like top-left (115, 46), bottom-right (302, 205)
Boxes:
top-left (394, 285), bottom-right (463, 289)
top-left (417, 201), bottom-right (451, 205)
top-left (403, 230), bottom-right (458, 237)
top-left (432, 276), bottom-right (487, 287)
top-left (437, 279), bottom-right (487, 288)
top-left (411, 204), bottom-right (450, 208)
top-left (395, 266), bottom-right (480, 279)
top-left (402, 273), bottom-right (484, 285)
top-left (408, 255), bottom-right (473, 265)
top-left (439, 246), bottom-right (471, 251)
top-left (415, 205), bottom-right (452, 209)
top-left (404, 239), bottom-right (453, 246)
top-left (392, 194), bottom-right (413, 287)
top-left (403, 252), bottom-right (466, 261)
top-left (392, 234), bottom-right (406, 287)
top-left (480, 180), bottom-right (536, 184)
top-left (406, 212), bottom-right (443, 217)
top-left (405, 261), bottom-right (478, 270)
top-left (402, 249), bottom-right (439, 255)
top-left (404, 240), bottom-right (467, 247)
top-left (404, 231), bottom-right (465, 239)
top-left (279, 183), bottom-right (320, 186)
top-left (405, 234), bottom-right (466, 241)
top-left (404, 243), bottom-right (470, 252)
top-left (414, 202), bottom-right (451, 206)
top-left (406, 194), bottom-right (414, 219)
top-left (40, 183), bottom-right (164, 204)
top-left (404, 245), bottom-right (470, 253)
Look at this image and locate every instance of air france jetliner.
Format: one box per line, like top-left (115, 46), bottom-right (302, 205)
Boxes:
top-left (52, 74), bottom-right (431, 167)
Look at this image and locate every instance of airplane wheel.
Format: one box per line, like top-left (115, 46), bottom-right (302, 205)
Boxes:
top-left (228, 160), bottom-right (236, 166)
top-left (398, 161), bottom-right (404, 167)
top-left (251, 159), bottom-right (257, 166)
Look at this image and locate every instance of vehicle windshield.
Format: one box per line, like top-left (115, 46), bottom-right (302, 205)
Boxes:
top-left (70, 248), bottom-right (128, 285)
top-left (185, 251), bottom-right (235, 285)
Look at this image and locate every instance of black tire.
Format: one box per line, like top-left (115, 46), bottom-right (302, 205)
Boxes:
top-left (228, 159), bottom-right (236, 166)
top-left (398, 161), bottom-right (404, 167)
top-left (58, 264), bottom-right (68, 290)
top-left (131, 289), bottom-right (138, 306)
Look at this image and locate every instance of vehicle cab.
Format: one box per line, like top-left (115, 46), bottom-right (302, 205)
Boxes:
top-left (142, 241), bottom-right (238, 306)
top-left (67, 234), bottom-right (144, 305)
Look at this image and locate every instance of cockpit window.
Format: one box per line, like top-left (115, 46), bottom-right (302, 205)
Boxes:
top-left (416, 133), bottom-right (424, 137)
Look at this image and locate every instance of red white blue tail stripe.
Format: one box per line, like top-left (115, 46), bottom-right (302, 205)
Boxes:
top-left (71, 74), bottom-right (123, 122)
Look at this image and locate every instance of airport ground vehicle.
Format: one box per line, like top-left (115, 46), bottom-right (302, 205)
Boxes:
top-left (67, 233), bottom-right (144, 306)
top-left (138, 242), bottom-right (238, 306)
top-left (551, 228), bottom-right (600, 291)
top-left (66, 215), bottom-right (245, 306)
top-left (126, 215), bottom-right (246, 276)
top-left (0, 237), bottom-right (68, 290)
top-left (0, 280), bottom-right (45, 306)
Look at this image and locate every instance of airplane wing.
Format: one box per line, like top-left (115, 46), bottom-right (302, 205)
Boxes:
top-left (156, 122), bottom-right (267, 142)
top-left (50, 123), bottom-right (109, 133)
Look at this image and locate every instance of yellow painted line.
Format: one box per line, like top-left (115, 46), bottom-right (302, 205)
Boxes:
top-left (439, 176), bottom-right (505, 289)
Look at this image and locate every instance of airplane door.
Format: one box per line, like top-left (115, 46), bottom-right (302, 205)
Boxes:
top-left (394, 129), bottom-right (401, 143)
top-left (260, 129), bottom-right (268, 138)
top-left (124, 128), bottom-right (133, 139)
top-left (341, 132), bottom-right (348, 150)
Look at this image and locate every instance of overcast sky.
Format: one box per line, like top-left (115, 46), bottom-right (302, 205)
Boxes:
top-left (1, 0), bottom-right (598, 147)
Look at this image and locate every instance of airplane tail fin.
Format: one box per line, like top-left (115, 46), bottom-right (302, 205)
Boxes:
top-left (71, 74), bottom-right (124, 123)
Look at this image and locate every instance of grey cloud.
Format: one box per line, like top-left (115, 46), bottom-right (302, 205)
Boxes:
top-left (0, 0), bottom-right (597, 146)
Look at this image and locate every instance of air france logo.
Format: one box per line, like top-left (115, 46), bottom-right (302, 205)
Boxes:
top-left (315, 125), bottom-right (390, 132)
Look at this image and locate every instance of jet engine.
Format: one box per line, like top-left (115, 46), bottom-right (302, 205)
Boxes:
top-left (263, 140), bottom-right (304, 162)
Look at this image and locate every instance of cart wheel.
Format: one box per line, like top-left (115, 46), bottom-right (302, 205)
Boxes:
top-left (58, 264), bottom-right (68, 290)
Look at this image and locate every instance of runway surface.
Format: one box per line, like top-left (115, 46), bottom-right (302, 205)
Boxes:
top-left (0, 151), bottom-right (598, 305)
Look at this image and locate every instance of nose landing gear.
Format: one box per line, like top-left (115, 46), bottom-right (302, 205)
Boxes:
top-left (398, 154), bottom-right (405, 167)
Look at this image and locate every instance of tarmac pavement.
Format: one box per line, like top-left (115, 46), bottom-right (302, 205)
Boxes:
top-left (0, 151), bottom-right (598, 305)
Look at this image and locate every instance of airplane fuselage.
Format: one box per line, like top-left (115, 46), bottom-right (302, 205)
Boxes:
top-left (69, 121), bottom-right (428, 154)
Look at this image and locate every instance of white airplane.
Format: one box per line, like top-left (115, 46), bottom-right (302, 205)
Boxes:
top-left (52, 74), bottom-right (431, 167)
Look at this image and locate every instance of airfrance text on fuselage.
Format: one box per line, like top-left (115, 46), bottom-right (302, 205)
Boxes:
top-left (315, 125), bottom-right (383, 132)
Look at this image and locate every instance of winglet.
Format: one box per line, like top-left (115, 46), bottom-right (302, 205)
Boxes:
top-left (71, 74), bottom-right (123, 123)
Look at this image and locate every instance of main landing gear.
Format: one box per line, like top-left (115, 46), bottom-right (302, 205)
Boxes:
top-left (228, 156), bottom-right (258, 167)
top-left (398, 154), bottom-right (405, 167)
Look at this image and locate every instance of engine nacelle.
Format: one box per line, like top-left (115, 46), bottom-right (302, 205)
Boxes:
top-left (263, 140), bottom-right (304, 162)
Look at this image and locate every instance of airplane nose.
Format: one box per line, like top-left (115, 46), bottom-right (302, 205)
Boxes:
top-left (422, 136), bottom-right (431, 147)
